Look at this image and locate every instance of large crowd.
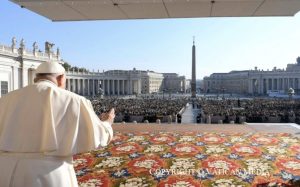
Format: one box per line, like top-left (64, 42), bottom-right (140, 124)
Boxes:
top-left (89, 96), bottom-right (188, 122)
top-left (88, 95), bottom-right (300, 124)
top-left (196, 98), bottom-right (300, 124)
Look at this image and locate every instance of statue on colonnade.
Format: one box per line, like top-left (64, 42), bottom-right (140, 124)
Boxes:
top-left (45, 41), bottom-right (55, 54)
top-left (20, 38), bottom-right (25, 49)
top-left (11, 37), bottom-right (17, 49)
top-left (33, 42), bottom-right (38, 54)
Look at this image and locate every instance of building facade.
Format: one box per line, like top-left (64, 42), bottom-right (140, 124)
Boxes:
top-left (0, 39), bottom-right (62, 97)
top-left (162, 73), bottom-right (186, 93)
top-left (203, 60), bottom-right (300, 95)
top-left (65, 69), bottom-right (165, 96)
top-left (0, 39), bottom-right (186, 97)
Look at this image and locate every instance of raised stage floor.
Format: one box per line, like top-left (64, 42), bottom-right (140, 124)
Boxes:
top-left (112, 123), bottom-right (300, 137)
top-left (75, 123), bottom-right (300, 186)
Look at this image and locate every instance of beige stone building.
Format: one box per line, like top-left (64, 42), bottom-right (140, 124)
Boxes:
top-left (162, 73), bottom-right (186, 93)
top-left (203, 71), bottom-right (249, 94)
top-left (203, 59), bottom-right (300, 95)
top-left (0, 39), bottom-right (185, 97)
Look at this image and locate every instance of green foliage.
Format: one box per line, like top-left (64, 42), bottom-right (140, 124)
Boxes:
top-left (63, 62), bottom-right (88, 72)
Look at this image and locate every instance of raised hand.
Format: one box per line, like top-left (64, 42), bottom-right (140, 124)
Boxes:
top-left (99, 108), bottom-right (115, 124)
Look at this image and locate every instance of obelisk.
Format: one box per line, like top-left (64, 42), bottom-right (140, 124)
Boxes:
top-left (191, 37), bottom-right (196, 98)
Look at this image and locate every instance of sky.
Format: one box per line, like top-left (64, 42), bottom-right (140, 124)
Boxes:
top-left (1, 1), bottom-right (300, 79)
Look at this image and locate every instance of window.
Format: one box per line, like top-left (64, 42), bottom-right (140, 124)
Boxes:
top-left (1, 81), bottom-right (8, 96)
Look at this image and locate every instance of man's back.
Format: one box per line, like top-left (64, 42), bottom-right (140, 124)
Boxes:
top-left (0, 80), bottom-right (109, 156)
top-left (0, 80), bottom-right (113, 187)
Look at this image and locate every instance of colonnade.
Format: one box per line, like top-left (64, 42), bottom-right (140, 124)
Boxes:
top-left (250, 77), bottom-right (300, 94)
top-left (66, 78), bottom-right (141, 96)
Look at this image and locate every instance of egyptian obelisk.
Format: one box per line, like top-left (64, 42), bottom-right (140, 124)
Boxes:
top-left (191, 37), bottom-right (196, 98)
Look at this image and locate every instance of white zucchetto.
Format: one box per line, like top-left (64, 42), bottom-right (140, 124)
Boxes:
top-left (36, 62), bottom-right (65, 74)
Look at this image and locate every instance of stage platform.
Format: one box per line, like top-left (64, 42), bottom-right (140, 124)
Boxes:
top-left (75, 123), bottom-right (300, 186)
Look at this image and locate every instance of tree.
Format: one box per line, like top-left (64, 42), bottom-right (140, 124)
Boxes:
top-left (62, 62), bottom-right (71, 70)
top-left (297, 56), bottom-right (300, 65)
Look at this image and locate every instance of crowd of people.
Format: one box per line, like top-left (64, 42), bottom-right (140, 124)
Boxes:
top-left (196, 98), bottom-right (300, 124)
top-left (89, 96), bottom-right (188, 122)
top-left (88, 95), bottom-right (300, 124)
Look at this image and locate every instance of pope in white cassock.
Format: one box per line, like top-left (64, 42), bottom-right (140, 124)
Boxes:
top-left (0, 61), bottom-right (115, 187)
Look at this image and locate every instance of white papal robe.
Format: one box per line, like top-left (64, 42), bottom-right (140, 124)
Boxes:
top-left (0, 80), bottom-right (113, 187)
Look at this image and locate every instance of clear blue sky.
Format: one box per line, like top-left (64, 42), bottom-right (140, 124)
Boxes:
top-left (1, 1), bottom-right (300, 79)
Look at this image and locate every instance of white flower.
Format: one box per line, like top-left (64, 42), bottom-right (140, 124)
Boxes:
top-left (255, 137), bottom-right (271, 143)
top-left (116, 145), bottom-right (136, 152)
top-left (73, 158), bottom-right (87, 168)
top-left (230, 137), bottom-right (246, 143)
top-left (212, 178), bottom-right (245, 187)
top-left (144, 145), bottom-right (164, 153)
top-left (235, 146), bottom-right (254, 154)
top-left (245, 159), bottom-right (271, 174)
top-left (266, 146), bottom-right (286, 154)
top-left (205, 137), bottom-right (219, 142)
top-left (179, 136), bottom-right (195, 142)
top-left (154, 137), bottom-right (169, 142)
top-left (171, 158), bottom-right (195, 170)
top-left (214, 178), bottom-right (233, 184)
top-left (175, 146), bottom-right (194, 153)
top-left (128, 136), bottom-right (145, 142)
top-left (281, 137), bottom-right (298, 144)
top-left (206, 145), bottom-right (226, 154)
top-left (133, 159), bottom-right (158, 169)
top-left (282, 161), bottom-right (300, 170)
top-left (95, 157), bottom-right (124, 168)
top-left (119, 177), bottom-right (149, 187)
top-left (80, 179), bottom-right (103, 187)
top-left (208, 160), bottom-right (232, 170)
top-left (165, 181), bottom-right (196, 187)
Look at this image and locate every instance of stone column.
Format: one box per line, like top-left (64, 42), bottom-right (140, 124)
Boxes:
top-left (249, 79), bottom-right (253, 94)
top-left (138, 79), bottom-right (141, 94)
top-left (102, 79), bottom-right (105, 95)
top-left (117, 80), bottom-right (120, 96)
top-left (108, 80), bottom-right (110, 95)
top-left (87, 79), bottom-right (90, 96)
top-left (22, 67), bottom-right (28, 87)
top-left (73, 79), bottom-right (76, 93)
top-left (92, 79), bottom-right (95, 96)
top-left (80, 79), bottom-right (83, 94)
top-left (82, 79), bottom-right (85, 96)
top-left (67, 78), bottom-right (71, 91)
top-left (77, 79), bottom-right (80, 95)
top-left (12, 66), bottom-right (19, 90)
top-left (122, 80), bottom-right (125, 95)
top-left (112, 79), bottom-right (115, 95)
top-left (129, 80), bottom-right (132, 95)
top-left (95, 80), bottom-right (98, 95)
top-left (127, 80), bottom-right (130, 95)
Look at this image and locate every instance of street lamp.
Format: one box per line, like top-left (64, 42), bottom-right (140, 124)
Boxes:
top-left (221, 87), bottom-right (226, 99)
top-left (288, 87), bottom-right (295, 115)
top-left (288, 87), bottom-right (295, 100)
top-left (98, 87), bottom-right (104, 98)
